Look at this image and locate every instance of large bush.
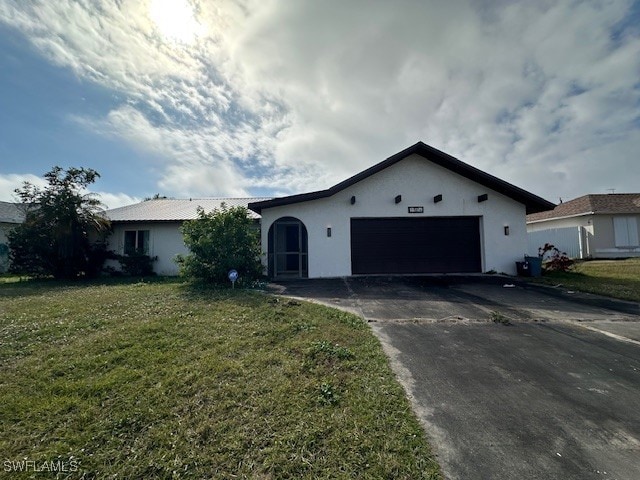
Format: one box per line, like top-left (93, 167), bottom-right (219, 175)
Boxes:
top-left (8, 167), bottom-right (110, 279)
top-left (177, 204), bottom-right (263, 285)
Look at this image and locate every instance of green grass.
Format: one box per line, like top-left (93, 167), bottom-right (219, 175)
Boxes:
top-left (0, 273), bottom-right (31, 284)
top-left (534, 258), bottom-right (640, 302)
top-left (0, 278), bottom-right (441, 479)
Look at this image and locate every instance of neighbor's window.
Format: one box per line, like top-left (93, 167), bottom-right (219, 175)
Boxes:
top-left (124, 230), bottom-right (150, 255)
top-left (613, 217), bottom-right (639, 247)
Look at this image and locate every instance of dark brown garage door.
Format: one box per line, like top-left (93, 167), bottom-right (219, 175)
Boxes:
top-left (351, 217), bottom-right (481, 274)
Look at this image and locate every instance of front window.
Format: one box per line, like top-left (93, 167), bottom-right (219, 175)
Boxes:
top-left (124, 230), bottom-right (150, 255)
top-left (613, 217), bottom-right (639, 247)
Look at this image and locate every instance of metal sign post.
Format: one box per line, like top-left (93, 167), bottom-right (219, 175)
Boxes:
top-left (228, 269), bottom-right (238, 289)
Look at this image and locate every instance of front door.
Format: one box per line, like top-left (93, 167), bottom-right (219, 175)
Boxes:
top-left (270, 217), bottom-right (308, 278)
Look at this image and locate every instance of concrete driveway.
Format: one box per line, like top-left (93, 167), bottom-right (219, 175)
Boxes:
top-left (270, 276), bottom-right (640, 480)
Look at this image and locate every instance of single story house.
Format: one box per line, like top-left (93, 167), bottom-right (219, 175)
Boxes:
top-left (0, 201), bottom-right (25, 273)
top-left (527, 194), bottom-right (640, 259)
top-left (105, 198), bottom-right (270, 275)
top-left (249, 142), bottom-right (554, 279)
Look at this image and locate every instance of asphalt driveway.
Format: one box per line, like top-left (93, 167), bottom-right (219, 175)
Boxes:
top-left (270, 276), bottom-right (640, 480)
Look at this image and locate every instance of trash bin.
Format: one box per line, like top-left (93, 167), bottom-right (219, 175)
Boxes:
top-left (516, 261), bottom-right (530, 277)
top-left (524, 256), bottom-right (542, 277)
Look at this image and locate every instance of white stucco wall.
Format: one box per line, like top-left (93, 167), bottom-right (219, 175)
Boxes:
top-left (106, 222), bottom-right (187, 276)
top-left (259, 154), bottom-right (528, 278)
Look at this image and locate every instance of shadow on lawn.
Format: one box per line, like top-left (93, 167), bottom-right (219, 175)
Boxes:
top-left (0, 275), bottom-right (270, 309)
top-left (176, 279), bottom-right (270, 308)
top-left (0, 275), bottom-right (182, 299)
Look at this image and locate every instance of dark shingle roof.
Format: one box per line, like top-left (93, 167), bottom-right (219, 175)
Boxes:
top-left (249, 142), bottom-right (555, 215)
top-left (526, 194), bottom-right (640, 223)
top-left (106, 198), bottom-right (272, 222)
top-left (0, 201), bottom-right (25, 224)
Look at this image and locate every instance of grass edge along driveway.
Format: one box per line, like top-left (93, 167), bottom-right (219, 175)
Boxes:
top-left (532, 258), bottom-right (640, 303)
top-left (0, 278), bottom-right (441, 479)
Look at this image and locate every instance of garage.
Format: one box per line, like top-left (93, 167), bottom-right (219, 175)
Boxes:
top-left (350, 217), bottom-right (481, 274)
top-left (249, 142), bottom-right (555, 278)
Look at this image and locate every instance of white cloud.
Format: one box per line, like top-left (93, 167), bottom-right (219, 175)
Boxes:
top-left (0, 173), bottom-right (138, 210)
top-left (71, 105), bottom-right (254, 197)
top-left (0, 0), bottom-right (638, 202)
top-left (223, 0), bottom-right (640, 200)
top-left (0, 174), bottom-right (48, 202)
top-left (93, 192), bottom-right (141, 210)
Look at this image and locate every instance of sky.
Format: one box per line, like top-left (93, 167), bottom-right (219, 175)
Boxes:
top-left (0, 0), bottom-right (638, 209)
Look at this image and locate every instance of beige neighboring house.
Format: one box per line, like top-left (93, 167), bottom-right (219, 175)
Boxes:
top-left (105, 198), bottom-right (270, 276)
top-left (526, 194), bottom-right (640, 259)
top-left (0, 201), bottom-right (25, 273)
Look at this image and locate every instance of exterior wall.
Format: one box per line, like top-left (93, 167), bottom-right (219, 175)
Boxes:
top-left (106, 222), bottom-right (187, 275)
top-left (259, 154), bottom-right (528, 278)
top-left (527, 214), bottom-right (640, 258)
top-left (591, 214), bottom-right (640, 258)
top-left (0, 222), bottom-right (16, 273)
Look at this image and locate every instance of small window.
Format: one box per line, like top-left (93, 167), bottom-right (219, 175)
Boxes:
top-left (124, 230), bottom-right (150, 255)
top-left (613, 217), bottom-right (639, 247)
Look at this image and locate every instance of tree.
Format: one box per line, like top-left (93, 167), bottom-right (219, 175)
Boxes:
top-left (8, 166), bottom-right (110, 279)
top-left (177, 204), bottom-right (263, 285)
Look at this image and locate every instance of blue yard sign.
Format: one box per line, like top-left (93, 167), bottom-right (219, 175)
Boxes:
top-left (228, 269), bottom-right (238, 288)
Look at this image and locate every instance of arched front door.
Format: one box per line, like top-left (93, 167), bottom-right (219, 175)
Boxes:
top-left (268, 217), bottom-right (308, 278)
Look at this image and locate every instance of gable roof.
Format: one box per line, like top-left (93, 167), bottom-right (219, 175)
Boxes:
top-left (106, 198), bottom-right (272, 222)
top-left (248, 142), bottom-right (555, 215)
top-left (527, 194), bottom-right (640, 223)
top-left (0, 201), bottom-right (25, 224)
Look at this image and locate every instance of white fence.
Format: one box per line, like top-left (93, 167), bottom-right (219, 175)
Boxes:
top-left (527, 226), bottom-right (584, 259)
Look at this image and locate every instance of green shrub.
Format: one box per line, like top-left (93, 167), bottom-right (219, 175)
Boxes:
top-left (118, 251), bottom-right (157, 276)
top-left (177, 204), bottom-right (263, 285)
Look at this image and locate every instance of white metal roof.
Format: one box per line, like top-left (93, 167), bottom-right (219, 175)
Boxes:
top-left (105, 198), bottom-right (271, 222)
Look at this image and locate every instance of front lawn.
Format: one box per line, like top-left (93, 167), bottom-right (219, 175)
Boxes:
top-left (0, 278), bottom-right (441, 479)
top-left (535, 258), bottom-right (640, 302)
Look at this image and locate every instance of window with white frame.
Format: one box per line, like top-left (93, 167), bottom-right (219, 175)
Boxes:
top-left (124, 230), bottom-right (150, 255)
top-left (613, 217), bottom-right (639, 247)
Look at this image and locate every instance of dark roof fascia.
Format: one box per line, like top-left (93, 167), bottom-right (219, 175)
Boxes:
top-left (249, 142), bottom-right (555, 215)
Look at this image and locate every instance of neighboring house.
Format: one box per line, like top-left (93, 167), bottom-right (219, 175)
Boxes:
top-left (527, 194), bottom-right (640, 259)
top-left (105, 198), bottom-right (270, 276)
top-left (0, 201), bottom-right (25, 273)
top-left (249, 142), bottom-right (554, 279)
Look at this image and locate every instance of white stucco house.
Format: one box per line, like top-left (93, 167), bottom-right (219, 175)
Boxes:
top-left (0, 201), bottom-right (25, 273)
top-left (527, 194), bottom-right (640, 259)
top-left (105, 198), bottom-right (269, 275)
top-left (249, 142), bottom-right (555, 279)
